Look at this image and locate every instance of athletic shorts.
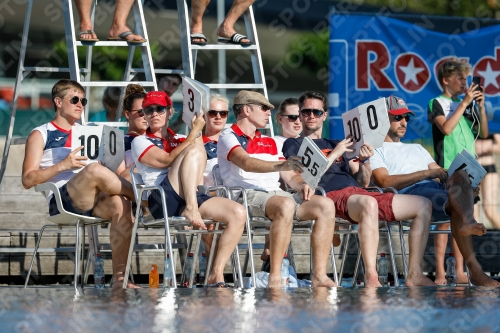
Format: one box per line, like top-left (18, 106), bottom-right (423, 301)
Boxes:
top-left (483, 164), bottom-right (497, 174)
top-left (148, 175), bottom-right (211, 219)
top-left (325, 186), bottom-right (395, 223)
top-left (49, 183), bottom-right (93, 217)
top-left (400, 181), bottom-right (450, 222)
top-left (238, 189), bottom-right (302, 220)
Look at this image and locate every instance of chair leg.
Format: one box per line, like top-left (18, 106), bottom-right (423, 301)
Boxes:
top-left (385, 222), bottom-right (399, 287)
top-left (180, 233), bottom-right (195, 286)
top-left (123, 208), bottom-right (140, 288)
top-left (81, 224), bottom-right (86, 289)
top-left (465, 262), bottom-right (472, 286)
top-left (188, 233), bottom-right (202, 288)
top-left (338, 232), bottom-right (351, 286)
top-left (352, 240), bottom-right (362, 287)
top-left (398, 221), bottom-right (409, 279)
top-left (330, 244), bottom-right (339, 285)
top-left (74, 220), bottom-right (81, 295)
top-left (204, 224), bottom-right (219, 287)
top-left (234, 246), bottom-right (243, 288)
top-left (24, 225), bottom-right (49, 288)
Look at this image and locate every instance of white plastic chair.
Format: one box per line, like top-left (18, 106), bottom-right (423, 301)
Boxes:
top-left (122, 167), bottom-right (243, 288)
top-left (25, 182), bottom-right (107, 295)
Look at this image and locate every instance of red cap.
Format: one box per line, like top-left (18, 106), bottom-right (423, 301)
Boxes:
top-left (385, 95), bottom-right (415, 116)
top-left (380, 253), bottom-right (386, 257)
top-left (142, 91), bottom-right (172, 109)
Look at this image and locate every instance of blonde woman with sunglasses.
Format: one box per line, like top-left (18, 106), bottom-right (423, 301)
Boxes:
top-left (202, 94), bottom-right (230, 186)
top-left (273, 98), bottom-right (302, 153)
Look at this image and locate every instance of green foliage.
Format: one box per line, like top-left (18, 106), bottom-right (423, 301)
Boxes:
top-left (52, 40), bottom-right (160, 81)
top-left (287, 29), bottom-right (329, 73)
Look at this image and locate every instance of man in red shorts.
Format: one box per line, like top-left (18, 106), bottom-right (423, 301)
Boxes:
top-left (282, 91), bottom-right (435, 287)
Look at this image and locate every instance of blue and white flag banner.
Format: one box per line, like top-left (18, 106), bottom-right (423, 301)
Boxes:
top-left (329, 14), bottom-right (500, 141)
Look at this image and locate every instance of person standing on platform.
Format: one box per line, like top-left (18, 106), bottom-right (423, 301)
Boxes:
top-left (190, 0), bottom-right (254, 45)
top-left (76, 0), bottom-right (147, 43)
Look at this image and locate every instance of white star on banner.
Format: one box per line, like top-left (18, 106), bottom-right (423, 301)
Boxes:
top-left (399, 57), bottom-right (425, 85)
top-left (478, 62), bottom-right (500, 89)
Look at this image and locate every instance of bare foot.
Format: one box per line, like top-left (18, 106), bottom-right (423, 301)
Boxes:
top-left (470, 272), bottom-right (500, 287)
top-left (109, 25), bottom-right (146, 42)
top-left (364, 272), bottom-right (382, 288)
top-left (434, 273), bottom-right (446, 285)
top-left (206, 272), bottom-right (225, 286)
top-left (311, 275), bottom-right (340, 288)
top-left (457, 273), bottom-right (469, 284)
top-left (267, 274), bottom-right (283, 289)
top-left (406, 272), bottom-right (435, 287)
top-left (216, 26), bottom-right (251, 44)
top-left (181, 206), bottom-right (207, 230)
top-left (458, 220), bottom-right (486, 236)
top-left (112, 278), bottom-right (141, 289)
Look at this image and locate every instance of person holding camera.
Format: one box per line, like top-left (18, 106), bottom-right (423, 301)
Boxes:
top-left (427, 58), bottom-right (488, 284)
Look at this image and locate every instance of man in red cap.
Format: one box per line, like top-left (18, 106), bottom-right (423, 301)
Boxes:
top-left (371, 95), bottom-right (499, 287)
top-left (283, 92), bottom-right (435, 287)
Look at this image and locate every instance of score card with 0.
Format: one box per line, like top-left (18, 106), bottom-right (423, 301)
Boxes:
top-left (296, 137), bottom-right (329, 190)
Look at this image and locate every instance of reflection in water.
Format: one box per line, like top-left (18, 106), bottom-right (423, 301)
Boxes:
top-left (1, 286), bottom-right (500, 332)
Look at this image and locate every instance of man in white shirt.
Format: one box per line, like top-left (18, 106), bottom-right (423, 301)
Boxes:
top-left (217, 90), bottom-right (338, 288)
top-left (371, 95), bottom-right (499, 286)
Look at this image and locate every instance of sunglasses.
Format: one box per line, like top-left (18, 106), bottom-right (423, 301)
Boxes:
top-left (144, 106), bottom-right (169, 116)
top-left (207, 110), bottom-right (229, 119)
top-left (249, 104), bottom-right (271, 112)
top-left (281, 114), bottom-right (300, 122)
top-left (300, 109), bottom-right (324, 117)
top-left (69, 96), bottom-right (88, 106)
top-left (393, 115), bottom-right (411, 122)
top-left (132, 109), bottom-right (145, 117)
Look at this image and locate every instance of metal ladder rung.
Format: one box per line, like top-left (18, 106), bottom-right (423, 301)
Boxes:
top-left (22, 67), bottom-right (88, 73)
top-left (131, 68), bottom-right (184, 74)
top-left (79, 81), bottom-right (156, 87)
top-left (206, 84), bottom-right (265, 89)
top-left (75, 41), bottom-right (149, 47)
top-left (190, 44), bottom-right (258, 50)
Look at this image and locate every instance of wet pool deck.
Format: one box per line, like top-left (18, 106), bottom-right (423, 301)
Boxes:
top-left (1, 286), bottom-right (499, 332)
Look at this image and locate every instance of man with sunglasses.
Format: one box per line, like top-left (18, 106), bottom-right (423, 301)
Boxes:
top-left (22, 79), bottom-right (138, 288)
top-left (217, 90), bottom-right (338, 289)
top-left (371, 96), bottom-right (499, 287)
top-left (283, 92), bottom-right (435, 287)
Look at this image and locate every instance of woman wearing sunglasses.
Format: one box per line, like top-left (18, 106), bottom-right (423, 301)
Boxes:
top-left (273, 98), bottom-right (302, 153)
top-left (202, 94), bottom-right (230, 186)
top-left (131, 91), bottom-right (246, 287)
top-left (121, 84), bottom-right (147, 169)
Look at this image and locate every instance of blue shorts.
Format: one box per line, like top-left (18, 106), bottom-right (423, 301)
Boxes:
top-left (49, 183), bottom-right (94, 217)
top-left (148, 175), bottom-right (211, 220)
top-left (400, 181), bottom-right (449, 222)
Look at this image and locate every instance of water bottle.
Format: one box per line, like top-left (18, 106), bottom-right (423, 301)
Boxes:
top-left (184, 253), bottom-right (197, 287)
top-left (199, 253), bottom-right (207, 285)
top-left (446, 253), bottom-right (457, 286)
top-left (281, 253), bottom-right (290, 288)
top-left (149, 264), bottom-right (159, 288)
top-left (163, 254), bottom-right (174, 288)
top-left (94, 253), bottom-right (105, 288)
top-left (377, 253), bottom-right (389, 287)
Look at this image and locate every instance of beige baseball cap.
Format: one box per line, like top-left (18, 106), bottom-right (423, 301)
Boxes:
top-left (233, 90), bottom-right (274, 110)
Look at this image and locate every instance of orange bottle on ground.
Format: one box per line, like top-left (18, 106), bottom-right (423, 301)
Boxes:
top-left (149, 264), bottom-right (159, 288)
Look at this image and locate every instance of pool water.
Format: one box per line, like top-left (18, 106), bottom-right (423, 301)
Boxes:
top-left (1, 286), bottom-right (499, 332)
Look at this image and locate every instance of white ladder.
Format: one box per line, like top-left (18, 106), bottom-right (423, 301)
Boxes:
top-left (0, 0), bottom-right (157, 188)
top-left (176, 0), bottom-right (272, 135)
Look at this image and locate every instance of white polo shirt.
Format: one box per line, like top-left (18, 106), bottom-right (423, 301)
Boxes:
top-left (217, 123), bottom-right (284, 191)
top-left (131, 128), bottom-right (186, 187)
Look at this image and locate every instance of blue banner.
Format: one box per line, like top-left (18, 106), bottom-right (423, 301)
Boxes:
top-left (329, 14), bottom-right (500, 143)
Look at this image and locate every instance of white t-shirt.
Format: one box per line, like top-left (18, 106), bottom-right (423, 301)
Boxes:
top-left (32, 122), bottom-right (80, 203)
top-left (131, 128), bottom-right (186, 187)
top-left (217, 124), bottom-right (284, 191)
top-left (370, 142), bottom-right (435, 175)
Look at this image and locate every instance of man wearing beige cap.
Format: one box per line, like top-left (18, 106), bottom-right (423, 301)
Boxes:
top-left (217, 90), bottom-right (338, 288)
